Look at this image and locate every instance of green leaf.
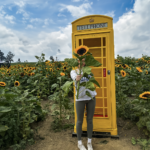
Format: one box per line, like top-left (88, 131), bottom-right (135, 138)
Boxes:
top-left (85, 91), bottom-right (94, 100)
top-left (30, 89), bottom-right (36, 94)
top-left (0, 88), bottom-right (5, 96)
top-left (0, 124), bottom-right (9, 132)
top-left (85, 81), bottom-right (96, 91)
top-left (80, 82), bottom-right (86, 86)
top-left (131, 137), bottom-right (136, 145)
top-left (130, 99), bottom-right (139, 104)
top-left (66, 115), bottom-right (70, 120)
top-left (61, 81), bottom-right (73, 95)
top-left (146, 121), bottom-right (150, 132)
top-left (85, 55), bottom-right (102, 67)
top-left (51, 104), bottom-right (57, 111)
top-left (25, 127), bottom-right (30, 131)
top-left (34, 105), bottom-right (42, 114)
top-left (0, 106), bottom-right (11, 113)
top-left (0, 91), bottom-right (18, 101)
top-left (89, 77), bottom-right (100, 88)
top-left (82, 66), bottom-right (100, 88)
top-left (51, 83), bottom-right (59, 90)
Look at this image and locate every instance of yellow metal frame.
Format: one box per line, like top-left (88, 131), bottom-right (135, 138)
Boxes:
top-left (71, 15), bottom-right (117, 136)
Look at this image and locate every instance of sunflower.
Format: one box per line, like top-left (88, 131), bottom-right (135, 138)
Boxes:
top-left (136, 67), bottom-right (143, 72)
top-left (120, 70), bottom-right (126, 77)
top-left (60, 72), bottom-right (65, 76)
top-left (0, 82), bottom-right (6, 86)
top-left (75, 45), bottom-right (89, 57)
top-left (139, 91), bottom-right (150, 100)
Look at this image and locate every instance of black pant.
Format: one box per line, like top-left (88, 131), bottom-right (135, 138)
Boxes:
top-left (76, 96), bottom-right (96, 140)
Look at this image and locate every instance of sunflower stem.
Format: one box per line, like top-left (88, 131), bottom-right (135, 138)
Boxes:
top-left (76, 60), bottom-right (83, 99)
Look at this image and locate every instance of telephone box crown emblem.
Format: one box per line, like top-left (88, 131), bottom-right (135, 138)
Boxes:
top-left (89, 18), bottom-right (94, 22)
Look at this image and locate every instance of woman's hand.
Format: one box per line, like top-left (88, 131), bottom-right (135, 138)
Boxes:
top-left (76, 74), bottom-right (82, 81)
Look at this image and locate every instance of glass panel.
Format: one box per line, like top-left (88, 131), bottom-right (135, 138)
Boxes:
top-left (94, 108), bottom-right (103, 115)
top-left (103, 58), bottom-right (106, 67)
top-left (91, 57), bottom-right (102, 67)
top-left (95, 98), bottom-right (103, 107)
top-left (96, 88), bottom-right (103, 97)
top-left (90, 68), bottom-right (102, 77)
top-left (88, 48), bottom-right (101, 57)
top-left (103, 48), bottom-right (106, 57)
top-left (104, 88), bottom-right (107, 97)
top-left (103, 78), bottom-right (106, 87)
top-left (79, 39), bottom-right (82, 46)
top-left (104, 98), bottom-right (107, 107)
top-left (105, 108), bottom-right (108, 117)
top-left (93, 78), bottom-right (102, 88)
top-left (83, 38), bottom-right (101, 47)
top-left (103, 37), bottom-right (106, 46)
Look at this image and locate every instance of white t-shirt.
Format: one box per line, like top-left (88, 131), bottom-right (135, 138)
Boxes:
top-left (70, 68), bottom-right (97, 101)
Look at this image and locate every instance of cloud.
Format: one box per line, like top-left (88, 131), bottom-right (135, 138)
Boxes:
top-left (114, 0), bottom-right (150, 58)
top-left (14, 1), bottom-right (31, 21)
top-left (4, 14), bottom-right (16, 24)
top-left (19, 38), bottom-right (30, 46)
top-left (42, 18), bottom-right (55, 28)
top-left (0, 33), bottom-right (14, 39)
top-left (16, 9), bottom-right (30, 21)
top-left (0, 20), bottom-right (72, 62)
top-left (104, 11), bottom-right (115, 18)
top-left (25, 24), bottom-right (34, 29)
top-left (0, 25), bottom-right (15, 40)
top-left (58, 2), bottom-right (93, 18)
top-left (57, 13), bottom-right (66, 17)
top-left (14, 1), bottom-right (26, 8)
top-left (0, 6), bottom-right (16, 24)
top-left (30, 18), bottom-right (42, 23)
top-left (19, 47), bottom-right (29, 53)
top-left (8, 6), bottom-right (12, 11)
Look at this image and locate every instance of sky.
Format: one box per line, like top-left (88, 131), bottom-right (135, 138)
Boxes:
top-left (0, 0), bottom-right (150, 63)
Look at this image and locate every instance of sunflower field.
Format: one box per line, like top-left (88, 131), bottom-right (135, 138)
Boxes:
top-left (0, 52), bottom-right (150, 150)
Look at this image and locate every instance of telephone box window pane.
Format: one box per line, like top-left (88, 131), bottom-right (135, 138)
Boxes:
top-left (103, 48), bottom-right (106, 57)
top-left (79, 39), bottom-right (82, 46)
top-left (96, 98), bottom-right (103, 107)
top-left (105, 108), bottom-right (108, 117)
top-left (83, 38), bottom-right (101, 47)
top-left (94, 108), bottom-right (103, 115)
top-left (104, 78), bottom-right (106, 87)
top-left (104, 88), bottom-right (107, 97)
top-left (103, 37), bottom-right (106, 46)
top-left (104, 98), bottom-right (107, 107)
top-left (93, 78), bottom-right (102, 88)
top-left (88, 48), bottom-right (101, 57)
top-left (103, 58), bottom-right (106, 67)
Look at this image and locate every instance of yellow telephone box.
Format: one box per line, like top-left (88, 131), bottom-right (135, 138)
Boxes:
top-left (71, 15), bottom-right (119, 138)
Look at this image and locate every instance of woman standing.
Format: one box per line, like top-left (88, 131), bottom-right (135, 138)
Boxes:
top-left (70, 58), bottom-right (97, 150)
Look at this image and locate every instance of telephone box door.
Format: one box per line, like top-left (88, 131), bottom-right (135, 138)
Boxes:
top-left (75, 32), bottom-right (112, 130)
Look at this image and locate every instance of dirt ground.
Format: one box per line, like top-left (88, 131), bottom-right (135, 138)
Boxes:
top-left (7, 96), bottom-right (149, 150)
